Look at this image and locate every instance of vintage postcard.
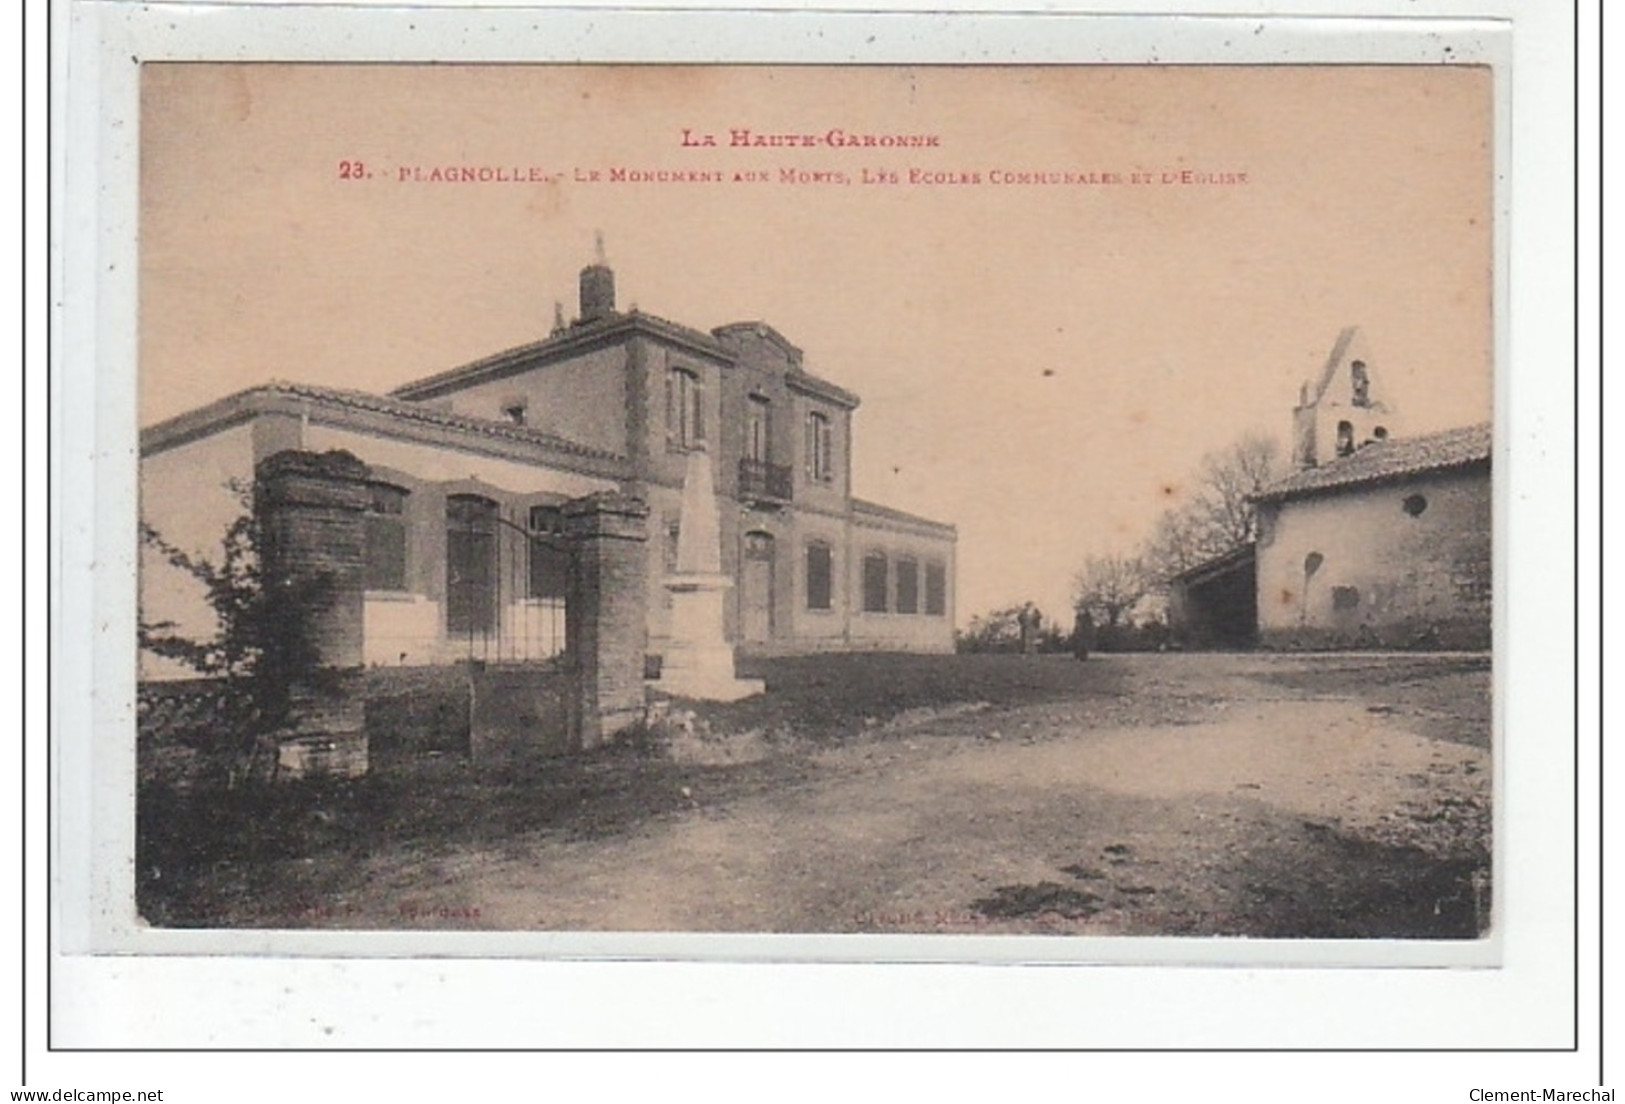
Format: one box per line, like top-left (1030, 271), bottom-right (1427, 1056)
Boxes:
top-left (125, 58), bottom-right (1502, 957)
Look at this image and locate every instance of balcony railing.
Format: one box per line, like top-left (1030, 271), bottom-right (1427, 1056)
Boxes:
top-left (738, 458), bottom-right (793, 503)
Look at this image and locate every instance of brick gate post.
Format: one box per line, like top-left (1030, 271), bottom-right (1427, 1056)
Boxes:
top-left (563, 492), bottom-right (650, 748)
top-left (255, 449), bottom-right (372, 779)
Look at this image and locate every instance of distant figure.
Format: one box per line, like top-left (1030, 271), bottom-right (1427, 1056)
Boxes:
top-left (1072, 608), bottom-right (1095, 662)
top-left (1017, 603), bottom-right (1041, 656)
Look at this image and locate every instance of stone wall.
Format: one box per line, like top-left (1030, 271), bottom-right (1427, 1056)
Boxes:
top-left (469, 663), bottom-right (574, 761)
top-left (1255, 465), bottom-right (1491, 650)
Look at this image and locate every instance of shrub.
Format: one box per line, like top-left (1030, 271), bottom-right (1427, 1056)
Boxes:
top-left (139, 484), bottom-right (335, 786)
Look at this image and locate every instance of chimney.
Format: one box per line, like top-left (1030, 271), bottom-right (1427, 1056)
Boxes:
top-left (579, 264), bottom-right (615, 322)
top-left (578, 231), bottom-right (616, 322)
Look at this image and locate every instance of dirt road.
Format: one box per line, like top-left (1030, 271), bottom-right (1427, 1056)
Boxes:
top-left (316, 652), bottom-right (1490, 939)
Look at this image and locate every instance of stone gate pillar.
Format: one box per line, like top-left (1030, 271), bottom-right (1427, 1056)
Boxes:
top-left (564, 492), bottom-right (649, 749)
top-left (255, 449), bottom-right (372, 779)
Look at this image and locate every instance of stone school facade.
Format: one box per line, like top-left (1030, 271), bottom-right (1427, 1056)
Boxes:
top-left (140, 258), bottom-right (957, 680)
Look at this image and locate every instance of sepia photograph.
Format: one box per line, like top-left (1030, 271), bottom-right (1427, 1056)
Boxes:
top-left (133, 62), bottom-right (1495, 943)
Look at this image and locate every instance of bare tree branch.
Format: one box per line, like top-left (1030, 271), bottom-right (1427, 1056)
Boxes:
top-left (1142, 433), bottom-right (1280, 583)
top-left (1072, 554), bottom-right (1149, 629)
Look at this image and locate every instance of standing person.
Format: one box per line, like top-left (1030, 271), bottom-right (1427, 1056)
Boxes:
top-left (1018, 602), bottom-right (1040, 656)
top-left (1072, 608), bottom-right (1094, 661)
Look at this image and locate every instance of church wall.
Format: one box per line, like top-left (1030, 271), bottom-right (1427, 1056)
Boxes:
top-left (1255, 466), bottom-right (1491, 650)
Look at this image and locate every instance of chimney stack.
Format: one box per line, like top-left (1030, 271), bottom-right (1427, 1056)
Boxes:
top-left (579, 264), bottom-right (615, 322)
top-left (578, 231), bottom-right (616, 322)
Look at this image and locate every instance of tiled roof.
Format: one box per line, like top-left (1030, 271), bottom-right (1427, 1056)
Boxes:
top-left (1252, 422), bottom-right (1492, 503)
top-left (261, 381), bottom-right (623, 459)
top-left (140, 379), bottom-right (625, 465)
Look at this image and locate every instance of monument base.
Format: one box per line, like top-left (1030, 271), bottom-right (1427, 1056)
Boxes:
top-left (653, 666), bottom-right (766, 703)
top-left (655, 639), bottom-right (766, 701)
top-left (654, 577), bottom-right (766, 702)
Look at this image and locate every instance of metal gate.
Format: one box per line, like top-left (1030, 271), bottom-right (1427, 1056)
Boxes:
top-left (444, 495), bottom-right (569, 665)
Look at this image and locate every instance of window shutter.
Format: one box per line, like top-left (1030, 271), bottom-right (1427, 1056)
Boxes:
top-left (806, 542), bottom-right (832, 610)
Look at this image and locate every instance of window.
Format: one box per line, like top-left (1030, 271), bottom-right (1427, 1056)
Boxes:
top-left (502, 399), bottom-right (528, 426)
top-left (895, 557), bottom-right (919, 614)
top-left (364, 484), bottom-right (408, 591)
top-left (747, 395), bottom-right (771, 463)
top-left (445, 495), bottom-right (499, 636)
top-left (862, 552), bottom-right (889, 613)
top-left (1331, 585), bottom-right (1361, 611)
top-left (1402, 493), bottom-right (1429, 517)
top-left (924, 562), bottom-right (947, 616)
top-left (1373, 425), bottom-right (1390, 440)
top-left (806, 541), bottom-right (833, 611)
top-left (1335, 420), bottom-right (1355, 458)
top-left (528, 505), bottom-right (568, 600)
top-left (665, 366), bottom-right (706, 449)
top-left (805, 410), bottom-right (833, 483)
top-left (1350, 360), bottom-right (1370, 407)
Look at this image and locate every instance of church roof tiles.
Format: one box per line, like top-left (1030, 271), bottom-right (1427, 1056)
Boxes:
top-left (1252, 422), bottom-right (1492, 503)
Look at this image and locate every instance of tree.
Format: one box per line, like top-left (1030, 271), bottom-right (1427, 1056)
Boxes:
top-left (955, 603), bottom-right (1072, 654)
top-left (1072, 554), bottom-right (1149, 640)
top-left (139, 484), bottom-right (334, 786)
top-left (955, 605), bottom-right (1026, 653)
top-left (1142, 432), bottom-right (1281, 583)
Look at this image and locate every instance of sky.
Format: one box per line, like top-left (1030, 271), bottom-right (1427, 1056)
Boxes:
top-left (140, 64), bottom-right (1494, 624)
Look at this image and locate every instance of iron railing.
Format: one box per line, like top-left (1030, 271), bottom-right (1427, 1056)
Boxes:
top-left (738, 458), bottom-right (793, 502)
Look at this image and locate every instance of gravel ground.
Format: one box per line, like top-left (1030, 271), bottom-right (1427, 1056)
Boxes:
top-left (141, 651), bottom-right (1491, 939)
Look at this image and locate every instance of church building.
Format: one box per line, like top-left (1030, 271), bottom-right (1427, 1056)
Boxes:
top-left (1249, 328), bottom-right (1492, 650)
top-left (139, 254), bottom-right (957, 678)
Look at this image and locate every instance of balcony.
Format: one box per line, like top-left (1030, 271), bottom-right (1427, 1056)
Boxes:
top-left (738, 458), bottom-right (793, 504)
